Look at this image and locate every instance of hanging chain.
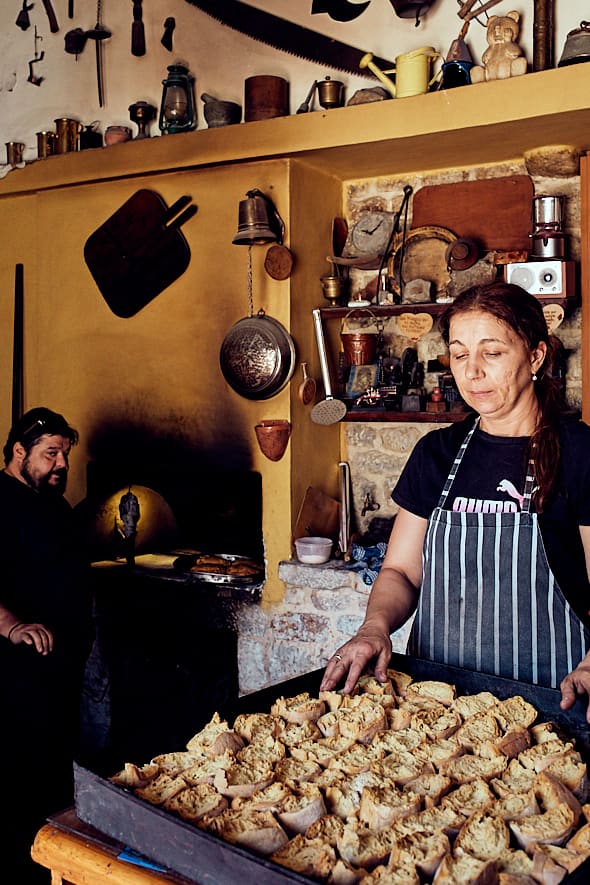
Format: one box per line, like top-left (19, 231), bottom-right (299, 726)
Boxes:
top-left (96, 0), bottom-right (102, 25)
top-left (247, 245), bottom-right (254, 318)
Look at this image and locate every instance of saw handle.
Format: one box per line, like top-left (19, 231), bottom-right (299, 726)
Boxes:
top-left (132, 0), bottom-right (146, 56)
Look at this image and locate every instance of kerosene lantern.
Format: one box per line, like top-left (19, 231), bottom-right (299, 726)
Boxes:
top-left (158, 63), bottom-right (197, 134)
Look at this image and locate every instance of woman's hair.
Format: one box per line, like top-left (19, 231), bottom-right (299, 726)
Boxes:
top-left (438, 281), bottom-right (564, 513)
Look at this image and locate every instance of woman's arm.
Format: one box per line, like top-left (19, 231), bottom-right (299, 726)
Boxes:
top-left (0, 601), bottom-right (53, 654)
top-left (560, 525), bottom-right (590, 722)
top-left (320, 508), bottom-right (427, 693)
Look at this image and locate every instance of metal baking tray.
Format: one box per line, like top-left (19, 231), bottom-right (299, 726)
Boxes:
top-left (173, 551), bottom-right (265, 586)
top-left (74, 653), bottom-right (590, 885)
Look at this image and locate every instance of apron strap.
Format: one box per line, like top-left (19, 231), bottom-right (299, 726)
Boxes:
top-left (436, 417), bottom-right (479, 508)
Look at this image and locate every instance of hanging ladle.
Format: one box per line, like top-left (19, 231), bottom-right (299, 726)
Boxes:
top-left (298, 362), bottom-right (317, 405)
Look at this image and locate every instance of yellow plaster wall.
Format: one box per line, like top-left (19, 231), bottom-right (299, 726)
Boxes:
top-left (0, 159), bottom-right (341, 600)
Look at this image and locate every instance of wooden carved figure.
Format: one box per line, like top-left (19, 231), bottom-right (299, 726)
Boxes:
top-left (470, 10), bottom-right (527, 82)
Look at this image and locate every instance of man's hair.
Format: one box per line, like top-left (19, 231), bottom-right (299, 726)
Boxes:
top-left (3, 407), bottom-right (79, 465)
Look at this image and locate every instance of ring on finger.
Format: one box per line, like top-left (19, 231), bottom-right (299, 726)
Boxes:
top-left (334, 654), bottom-right (343, 662)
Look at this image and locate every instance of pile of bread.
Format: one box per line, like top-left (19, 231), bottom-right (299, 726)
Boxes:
top-left (187, 553), bottom-right (261, 578)
top-left (110, 669), bottom-right (590, 884)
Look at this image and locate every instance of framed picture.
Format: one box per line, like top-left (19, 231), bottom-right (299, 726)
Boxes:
top-left (346, 364), bottom-right (379, 397)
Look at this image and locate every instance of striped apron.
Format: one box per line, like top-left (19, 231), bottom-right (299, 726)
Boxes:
top-left (408, 419), bottom-right (589, 688)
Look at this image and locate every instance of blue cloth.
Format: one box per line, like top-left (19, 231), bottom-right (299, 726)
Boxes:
top-left (346, 541), bottom-right (387, 585)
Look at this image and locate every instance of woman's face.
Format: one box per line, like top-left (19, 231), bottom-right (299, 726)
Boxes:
top-left (448, 310), bottom-right (546, 430)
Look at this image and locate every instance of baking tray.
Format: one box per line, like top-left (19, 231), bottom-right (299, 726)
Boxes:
top-left (173, 551), bottom-right (265, 586)
top-left (74, 653), bottom-right (590, 885)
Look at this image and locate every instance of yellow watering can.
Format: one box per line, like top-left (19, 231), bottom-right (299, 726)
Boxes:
top-left (360, 47), bottom-right (441, 98)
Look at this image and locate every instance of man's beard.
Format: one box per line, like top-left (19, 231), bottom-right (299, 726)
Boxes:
top-left (22, 460), bottom-right (67, 495)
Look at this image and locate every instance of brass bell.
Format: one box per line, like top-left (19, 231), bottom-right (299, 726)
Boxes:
top-left (232, 188), bottom-right (284, 245)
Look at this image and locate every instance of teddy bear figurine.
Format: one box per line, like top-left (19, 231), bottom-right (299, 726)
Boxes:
top-left (470, 10), bottom-right (527, 82)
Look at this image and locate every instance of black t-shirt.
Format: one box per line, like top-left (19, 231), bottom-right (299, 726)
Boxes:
top-left (393, 415), bottom-right (590, 624)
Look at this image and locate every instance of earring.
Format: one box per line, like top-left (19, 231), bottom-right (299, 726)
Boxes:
top-left (532, 373), bottom-right (538, 382)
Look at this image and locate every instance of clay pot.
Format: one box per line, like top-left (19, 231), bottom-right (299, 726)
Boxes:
top-left (254, 419), bottom-right (291, 461)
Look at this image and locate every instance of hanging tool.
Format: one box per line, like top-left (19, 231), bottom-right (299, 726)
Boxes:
top-left (296, 80), bottom-right (317, 113)
top-left (12, 264), bottom-right (24, 426)
top-left (86, 0), bottom-right (111, 107)
top-left (183, 0), bottom-right (395, 75)
top-left (311, 0), bottom-right (371, 23)
top-left (131, 0), bottom-right (146, 56)
top-left (16, 1), bottom-right (33, 30)
top-left (161, 17), bottom-right (175, 51)
top-left (64, 28), bottom-right (87, 60)
top-left (68, 0), bottom-right (74, 18)
top-left (41, 0), bottom-right (59, 32)
top-left (27, 26), bottom-right (45, 85)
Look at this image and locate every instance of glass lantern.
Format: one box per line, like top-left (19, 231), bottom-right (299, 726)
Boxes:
top-left (158, 64), bottom-right (197, 134)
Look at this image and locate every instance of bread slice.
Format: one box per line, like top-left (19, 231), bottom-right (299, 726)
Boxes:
top-left (163, 783), bottom-right (228, 822)
top-left (305, 813), bottom-right (346, 846)
top-left (431, 853), bottom-right (497, 884)
top-left (518, 740), bottom-right (576, 774)
top-left (392, 804), bottom-right (466, 840)
top-left (186, 711), bottom-right (245, 757)
top-left (232, 712), bottom-right (283, 743)
top-left (492, 790), bottom-right (540, 822)
top-left (405, 680), bottom-right (456, 707)
top-left (336, 697), bottom-right (389, 745)
top-left (270, 692), bottom-right (326, 724)
top-left (454, 712), bottom-right (501, 751)
top-left (237, 734), bottom-right (286, 767)
top-left (454, 810), bottom-right (511, 861)
top-left (371, 728), bottom-right (425, 756)
top-left (496, 848), bottom-right (535, 878)
top-left (494, 727), bottom-right (532, 761)
top-left (329, 857), bottom-right (368, 884)
top-left (270, 833), bottom-right (337, 878)
top-left (276, 718), bottom-right (322, 747)
top-left (205, 808), bottom-right (289, 855)
top-left (134, 772), bottom-right (187, 806)
top-left (496, 875), bottom-right (537, 885)
top-left (325, 770), bottom-right (382, 820)
top-left (404, 771), bottom-right (452, 808)
top-left (231, 779), bottom-right (291, 814)
top-left (151, 750), bottom-right (206, 776)
top-left (181, 750), bottom-right (237, 787)
top-left (565, 820), bottom-right (590, 854)
top-left (413, 737), bottom-right (465, 770)
top-left (359, 783), bottom-right (422, 830)
top-left (290, 735), bottom-right (355, 767)
top-left (389, 830), bottom-right (450, 879)
top-left (441, 778), bottom-right (494, 818)
top-left (441, 752), bottom-right (507, 785)
top-left (276, 784), bottom-right (327, 835)
top-left (544, 752), bottom-right (589, 802)
top-left (491, 759), bottom-right (537, 798)
top-left (509, 803), bottom-right (576, 851)
top-left (387, 668), bottom-right (414, 697)
top-left (329, 741), bottom-right (386, 776)
top-left (532, 842), bottom-right (587, 875)
top-left (365, 863), bottom-right (420, 883)
top-left (337, 821), bottom-right (398, 869)
top-left (410, 706), bottom-right (462, 740)
top-left (274, 756), bottom-right (322, 786)
top-left (213, 758), bottom-right (274, 799)
top-left (109, 761), bottom-right (159, 789)
top-left (371, 749), bottom-right (432, 786)
top-left (491, 696), bottom-right (538, 732)
top-left (452, 692), bottom-right (500, 720)
top-left (534, 770), bottom-right (582, 825)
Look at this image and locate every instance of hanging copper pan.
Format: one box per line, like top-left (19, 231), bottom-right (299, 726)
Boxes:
top-left (219, 310), bottom-right (296, 401)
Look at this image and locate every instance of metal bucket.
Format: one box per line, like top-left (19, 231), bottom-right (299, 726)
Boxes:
top-left (340, 309), bottom-right (379, 366)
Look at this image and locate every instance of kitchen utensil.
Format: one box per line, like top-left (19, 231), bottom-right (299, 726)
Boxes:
top-left (12, 264), bottom-right (24, 425)
top-left (293, 486), bottom-right (340, 541)
top-left (411, 175), bottom-right (534, 252)
top-left (254, 420), bottom-right (291, 461)
top-left (219, 312), bottom-right (296, 400)
top-left (296, 80), bottom-right (317, 113)
top-left (36, 130), bottom-right (56, 158)
top-left (5, 142), bottom-right (25, 166)
top-left (131, 0), bottom-right (146, 56)
top-left (264, 244), bottom-right (294, 280)
top-left (161, 16), bottom-right (175, 51)
top-left (317, 77), bottom-right (344, 108)
top-left (84, 190), bottom-right (196, 318)
top-left (86, 0), bottom-right (111, 108)
top-left (298, 362), bottom-right (316, 405)
top-left (41, 0), bottom-right (59, 32)
top-left (201, 93), bottom-right (242, 127)
top-left (388, 225), bottom-right (456, 303)
top-left (183, 0), bottom-right (395, 76)
top-left (311, 308), bottom-right (347, 424)
top-left (445, 236), bottom-right (479, 270)
top-left (294, 536), bottom-right (333, 564)
top-left (559, 21), bottom-right (590, 66)
top-left (338, 460), bottom-right (351, 560)
top-left (359, 47), bottom-right (441, 98)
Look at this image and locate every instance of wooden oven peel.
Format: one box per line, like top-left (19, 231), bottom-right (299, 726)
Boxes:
top-left (84, 189), bottom-right (197, 318)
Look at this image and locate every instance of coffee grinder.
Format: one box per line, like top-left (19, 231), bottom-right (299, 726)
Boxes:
top-left (530, 194), bottom-right (566, 259)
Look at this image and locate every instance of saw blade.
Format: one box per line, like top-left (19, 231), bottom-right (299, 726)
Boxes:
top-left (183, 0), bottom-right (395, 76)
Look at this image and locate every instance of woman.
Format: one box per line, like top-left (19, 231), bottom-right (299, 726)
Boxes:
top-left (321, 282), bottom-right (590, 721)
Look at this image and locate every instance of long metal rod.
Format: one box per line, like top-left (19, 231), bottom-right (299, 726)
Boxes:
top-left (12, 264), bottom-right (24, 424)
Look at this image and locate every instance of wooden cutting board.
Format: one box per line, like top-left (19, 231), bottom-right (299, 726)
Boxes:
top-left (411, 175), bottom-right (533, 252)
top-left (293, 486), bottom-right (340, 542)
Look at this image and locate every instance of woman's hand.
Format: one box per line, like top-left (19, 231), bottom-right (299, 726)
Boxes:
top-left (7, 622), bottom-right (54, 655)
top-left (560, 654), bottom-right (590, 723)
top-left (320, 626), bottom-right (392, 694)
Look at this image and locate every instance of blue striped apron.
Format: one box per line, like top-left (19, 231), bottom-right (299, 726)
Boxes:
top-left (408, 419), bottom-right (589, 688)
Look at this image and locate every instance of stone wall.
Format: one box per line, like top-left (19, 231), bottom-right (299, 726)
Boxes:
top-left (235, 153), bottom-right (583, 695)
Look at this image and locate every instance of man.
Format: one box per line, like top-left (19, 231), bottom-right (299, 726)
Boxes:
top-left (0, 407), bottom-right (93, 883)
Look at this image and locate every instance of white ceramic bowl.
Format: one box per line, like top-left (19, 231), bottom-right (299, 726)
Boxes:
top-left (294, 536), bottom-right (333, 564)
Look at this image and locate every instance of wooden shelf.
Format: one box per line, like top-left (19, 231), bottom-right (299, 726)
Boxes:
top-left (320, 304), bottom-right (447, 319)
top-left (343, 410), bottom-right (469, 423)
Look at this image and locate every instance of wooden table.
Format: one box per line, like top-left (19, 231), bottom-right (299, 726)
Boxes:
top-left (32, 810), bottom-right (197, 885)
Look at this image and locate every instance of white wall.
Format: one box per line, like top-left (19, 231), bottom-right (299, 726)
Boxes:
top-left (0, 1), bottom-right (585, 159)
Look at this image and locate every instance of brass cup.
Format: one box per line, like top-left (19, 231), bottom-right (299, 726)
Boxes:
top-left (317, 78), bottom-right (344, 109)
top-left (321, 274), bottom-right (346, 305)
top-left (54, 117), bottom-right (82, 153)
top-left (36, 131), bottom-right (56, 159)
top-left (5, 141), bottom-right (25, 166)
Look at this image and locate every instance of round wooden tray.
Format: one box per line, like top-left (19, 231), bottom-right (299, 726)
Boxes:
top-left (388, 225), bottom-right (457, 302)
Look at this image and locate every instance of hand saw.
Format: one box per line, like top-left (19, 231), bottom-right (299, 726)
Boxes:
top-left (183, 0), bottom-right (395, 76)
